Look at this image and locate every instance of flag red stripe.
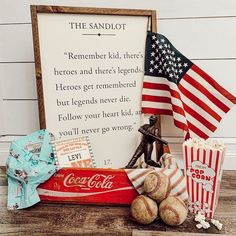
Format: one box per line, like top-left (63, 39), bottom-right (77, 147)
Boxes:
top-left (170, 88), bottom-right (181, 100)
top-left (172, 104), bottom-right (185, 116)
top-left (182, 102), bottom-right (217, 132)
top-left (142, 95), bottom-right (171, 103)
top-left (173, 119), bottom-right (189, 133)
top-left (141, 107), bottom-right (173, 116)
top-left (178, 81), bottom-right (222, 122)
top-left (187, 121), bottom-right (209, 139)
top-left (192, 64), bottom-right (236, 104)
top-left (143, 82), bottom-right (169, 91)
top-left (185, 131), bottom-right (191, 140)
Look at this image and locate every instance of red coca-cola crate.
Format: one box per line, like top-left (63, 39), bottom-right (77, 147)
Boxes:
top-left (38, 168), bottom-right (138, 205)
top-left (38, 145), bottom-right (171, 205)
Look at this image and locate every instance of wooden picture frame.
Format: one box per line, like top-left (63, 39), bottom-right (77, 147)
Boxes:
top-left (31, 5), bottom-right (161, 169)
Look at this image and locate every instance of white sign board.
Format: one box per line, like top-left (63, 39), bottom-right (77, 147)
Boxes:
top-left (32, 7), bottom-right (155, 168)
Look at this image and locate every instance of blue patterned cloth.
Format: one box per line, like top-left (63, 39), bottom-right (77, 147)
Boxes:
top-left (6, 130), bottom-right (57, 210)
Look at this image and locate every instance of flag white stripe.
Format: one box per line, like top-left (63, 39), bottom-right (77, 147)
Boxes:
top-left (171, 97), bottom-right (185, 112)
top-left (180, 77), bottom-right (225, 117)
top-left (172, 111), bottom-right (188, 126)
top-left (187, 69), bottom-right (234, 108)
top-left (144, 76), bottom-right (179, 91)
top-left (142, 101), bottom-right (172, 110)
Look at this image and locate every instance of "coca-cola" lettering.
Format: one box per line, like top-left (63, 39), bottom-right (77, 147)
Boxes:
top-left (63, 173), bottom-right (114, 189)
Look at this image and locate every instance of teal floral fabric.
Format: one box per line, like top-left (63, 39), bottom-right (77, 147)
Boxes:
top-left (6, 130), bottom-right (57, 210)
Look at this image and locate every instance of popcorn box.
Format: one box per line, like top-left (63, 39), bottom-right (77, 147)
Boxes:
top-left (183, 139), bottom-right (226, 218)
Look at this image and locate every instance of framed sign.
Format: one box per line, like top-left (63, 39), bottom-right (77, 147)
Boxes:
top-left (31, 5), bottom-right (158, 169)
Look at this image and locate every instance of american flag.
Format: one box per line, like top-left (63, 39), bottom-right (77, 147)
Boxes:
top-left (142, 32), bottom-right (236, 140)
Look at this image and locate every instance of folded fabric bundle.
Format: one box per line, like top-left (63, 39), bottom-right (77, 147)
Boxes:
top-left (125, 153), bottom-right (188, 203)
top-left (6, 130), bottom-right (58, 210)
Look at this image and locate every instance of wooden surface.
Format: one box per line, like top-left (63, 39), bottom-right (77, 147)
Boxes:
top-left (0, 167), bottom-right (235, 236)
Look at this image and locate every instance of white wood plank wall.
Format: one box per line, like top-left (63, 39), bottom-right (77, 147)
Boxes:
top-left (0, 0), bottom-right (236, 169)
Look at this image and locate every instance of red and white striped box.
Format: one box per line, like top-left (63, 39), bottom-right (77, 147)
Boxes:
top-left (183, 139), bottom-right (226, 218)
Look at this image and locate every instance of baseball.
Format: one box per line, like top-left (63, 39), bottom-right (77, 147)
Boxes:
top-left (131, 195), bottom-right (158, 225)
top-left (159, 196), bottom-right (188, 226)
top-left (144, 172), bottom-right (170, 202)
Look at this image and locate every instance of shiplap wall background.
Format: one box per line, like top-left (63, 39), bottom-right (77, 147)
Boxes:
top-left (0, 0), bottom-right (236, 168)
